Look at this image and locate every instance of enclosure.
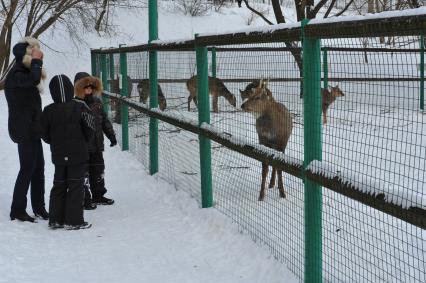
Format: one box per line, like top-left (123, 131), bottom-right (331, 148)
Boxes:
top-left (91, 11), bottom-right (426, 283)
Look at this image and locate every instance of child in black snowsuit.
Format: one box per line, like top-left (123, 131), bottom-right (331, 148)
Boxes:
top-left (74, 72), bottom-right (117, 209)
top-left (41, 75), bottom-right (95, 230)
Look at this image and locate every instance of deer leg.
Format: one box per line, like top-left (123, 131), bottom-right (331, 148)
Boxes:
top-left (269, 167), bottom-right (276, 188)
top-left (187, 95), bottom-right (192, 111)
top-left (193, 96), bottom-right (198, 108)
top-left (212, 95), bottom-right (219, 113)
top-left (277, 170), bottom-right (286, 198)
top-left (259, 163), bottom-right (269, 201)
top-left (323, 110), bottom-right (327, 124)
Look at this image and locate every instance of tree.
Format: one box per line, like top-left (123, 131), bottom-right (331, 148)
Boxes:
top-left (239, 0), bottom-right (355, 97)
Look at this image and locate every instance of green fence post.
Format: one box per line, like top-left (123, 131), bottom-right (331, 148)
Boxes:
top-left (323, 47), bottom-right (328, 90)
top-left (149, 0), bottom-right (159, 175)
top-left (100, 54), bottom-right (109, 113)
top-left (302, 19), bottom-right (323, 283)
top-left (119, 46), bottom-right (129, 151)
top-left (90, 50), bottom-right (97, 76)
top-left (420, 35), bottom-right (424, 110)
top-left (109, 53), bottom-right (115, 92)
top-left (211, 47), bottom-right (217, 78)
top-left (196, 36), bottom-right (213, 208)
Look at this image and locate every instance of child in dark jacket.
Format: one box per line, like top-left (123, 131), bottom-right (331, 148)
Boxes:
top-left (74, 72), bottom-right (117, 209)
top-left (41, 74), bottom-right (95, 230)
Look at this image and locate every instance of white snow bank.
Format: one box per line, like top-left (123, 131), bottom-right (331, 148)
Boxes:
top-left (0, 94), bottom-right (297, 283)
top-left (307, 160), bottom-right (426, 209)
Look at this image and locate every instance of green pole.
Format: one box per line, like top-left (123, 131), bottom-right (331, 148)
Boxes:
top-left (119, 46), bottom-right (129, 151)
top-left (90, 50), bottom-right (97, 76)
top-left (420, 35), bottom-right (424, 110)
top-left (196, 36), bottom-right (213, 208)
top-left (149, 0), bottom-right (159, 175)
top-left (323, 47), bottom-right (328, 90)
top-left (211, 47), bottom-right (217, 78)
top-left (302, 19), bottom-right (322, 283)
top-left (109, 53), bottom-right (115, 92)
top-left (100, 53), bottom-right (109, 113)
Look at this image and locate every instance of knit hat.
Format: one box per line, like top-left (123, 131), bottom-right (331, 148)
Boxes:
top-left (12, 42), bottom-right (29, 61)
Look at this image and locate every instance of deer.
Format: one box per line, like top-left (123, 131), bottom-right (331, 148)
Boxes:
top-left (137, 79), bottom-right (167, 111)
top-left (239, 79), bottom-right (274, 101)
top-left (109, 75), bottom-right (133, 124)
top-left (186, 75), bottom-right (236, 113)
top-left (241, 79), bottom-right (293, 201)
top-left (321, 85), bottom-right (344, 124)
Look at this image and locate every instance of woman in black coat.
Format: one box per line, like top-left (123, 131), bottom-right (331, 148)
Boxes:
top-left (4, 39), bottom-right (48, 222)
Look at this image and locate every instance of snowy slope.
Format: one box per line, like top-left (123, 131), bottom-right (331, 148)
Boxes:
top-left (0, 94), bottom-right (297, 283)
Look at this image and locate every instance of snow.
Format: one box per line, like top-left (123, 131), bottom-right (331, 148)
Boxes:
top-left (307, 160), bottom-right (426, 209)
top-left (0, 94), bottom-right (297, 283)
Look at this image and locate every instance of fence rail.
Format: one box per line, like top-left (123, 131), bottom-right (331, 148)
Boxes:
top-left (92, 11), bottom-right (426, 283)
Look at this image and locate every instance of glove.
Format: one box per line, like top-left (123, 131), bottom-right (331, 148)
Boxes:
top-left (110, 136), bottom-right (117, 147)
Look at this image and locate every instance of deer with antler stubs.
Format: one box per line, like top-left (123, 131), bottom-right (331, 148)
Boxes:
top-left (241, 79), bottom-right (293, 201)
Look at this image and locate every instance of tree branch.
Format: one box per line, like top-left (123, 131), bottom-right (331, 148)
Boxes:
top-left (324, 0), bottom-right (337, 18)
top-left (312, 0), bottom-right (329, 17)
top-left (271, 0), bottom-right (285, 23)
top-left (334, 0), bottom-right (355, 17)
top-left (242, 0), bottom-right (273, 25)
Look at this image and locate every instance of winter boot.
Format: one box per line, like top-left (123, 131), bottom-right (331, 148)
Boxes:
top-left (10, 211), bottom-right (36, 222)
top-left (48, 222), bottom-right (64, 229)
top-left (34, 207), bottom-right (49, 220)
top-left (92, 196), bottom-right (114, 205)
top-left (64, 222), bottom-right (92, 230)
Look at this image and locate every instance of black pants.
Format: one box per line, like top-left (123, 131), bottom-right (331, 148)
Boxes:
top-left (49, 164), bottom-right (86, 225)
top-left (11, 139), bottom-right (45, 216)
top-left (86, 152), bottom-right (107, 200)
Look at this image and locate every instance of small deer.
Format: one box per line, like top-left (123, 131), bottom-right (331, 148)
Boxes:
top-left (241, 79), bottom-right (293, 201)
top-left (186, 75), bottom-right (236, 113)
top-left (137, 79), bottom-right (167, 111)
top-left (110, 76), bottom-right (133, 123)
top-left (322, 85), bottom-right (344, 124)
top-left (239, 79), bottom-right (274, 101)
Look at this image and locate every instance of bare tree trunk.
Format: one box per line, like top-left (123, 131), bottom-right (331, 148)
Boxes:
top-left (368, 0), bottom-right (375, 13)
top-left (95, 0), bottom-right (109, 32)
top-left (0, 0), bottom-right (19, 76)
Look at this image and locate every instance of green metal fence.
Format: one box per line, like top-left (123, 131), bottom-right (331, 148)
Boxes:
top-left (91, 13), bottom-right (426, 283)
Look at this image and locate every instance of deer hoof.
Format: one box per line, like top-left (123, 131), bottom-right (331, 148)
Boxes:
top-left (279, 191), bottom-right (286, 198)
top-left (258, 194), bottom-right (265, 201)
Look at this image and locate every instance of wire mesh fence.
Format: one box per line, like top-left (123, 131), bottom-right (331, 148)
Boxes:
top-left (91, 13), bottom-right (426, 283)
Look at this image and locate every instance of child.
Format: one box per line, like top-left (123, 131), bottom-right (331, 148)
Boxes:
top-left (41, 74), bottom-right (94, 230)
top-left (74, 72), bottom-right (116, 209)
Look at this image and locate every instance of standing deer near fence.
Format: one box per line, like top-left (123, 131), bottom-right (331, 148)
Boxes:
top-left (322, 85), bottom-right (344, 124)
top-left (239, 79), bottom-right (274, 101)
top-left (137, 79), bottom-right (167, 111)
top-left (110, 76), bottom-right (133, 123)
top-left (241, 79), bottom-right (293, 201)
top-left (186, 75), bottom-right (236, 113)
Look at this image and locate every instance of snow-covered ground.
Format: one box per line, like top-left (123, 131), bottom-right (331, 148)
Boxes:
top-left (0, 94), bottom-right (297, 283)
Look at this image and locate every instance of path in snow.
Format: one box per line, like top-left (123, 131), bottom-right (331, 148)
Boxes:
top-left (0, 94), bottom-right (296, 283)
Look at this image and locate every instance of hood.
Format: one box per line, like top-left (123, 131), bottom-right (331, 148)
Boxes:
top-left (49, 75), bottom-right (74, 103)
top-left (74, 73), bottom-right (103, 98)
top-left (13, 37), bottom-right (47, 93)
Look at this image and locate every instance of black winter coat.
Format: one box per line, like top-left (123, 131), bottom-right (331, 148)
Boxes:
top-left (4, 59), bottom-right (43, 143)
top-left (75, 95), bottom-right (115, 152)
top-left (41, 75), bottom-right (95, 165)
